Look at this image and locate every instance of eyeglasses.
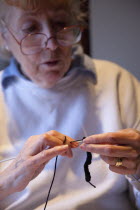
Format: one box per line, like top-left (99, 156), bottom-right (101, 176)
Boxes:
top-left (2, 19), bottom-right (84, 55)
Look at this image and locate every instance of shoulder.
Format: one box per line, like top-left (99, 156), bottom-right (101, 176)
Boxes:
top-left (92, 59), bottom-right (140, 128)
top-left (92, 59), bottom-right (140, 100)
top-left (93, 59), bottom-right (131, 77)
top-left (92, 59), bottom-right (140, 88)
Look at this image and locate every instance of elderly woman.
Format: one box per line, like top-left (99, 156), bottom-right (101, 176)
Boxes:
top-left (0, 0), bottom-right (140, 209)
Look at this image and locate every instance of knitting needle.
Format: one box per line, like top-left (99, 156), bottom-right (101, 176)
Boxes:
top-left (0, 157), bottom-right (15, 163)
top-left (70, 139), bottom-right (83, 143)
top-left (0, 139), bottom-right (83, 163)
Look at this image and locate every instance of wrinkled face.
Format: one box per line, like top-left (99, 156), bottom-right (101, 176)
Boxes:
top-left (4, 2), bottom-right (75, 88)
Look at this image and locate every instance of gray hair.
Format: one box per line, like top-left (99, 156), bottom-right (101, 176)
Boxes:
top-left (0, 0), bottom-right (87, 27)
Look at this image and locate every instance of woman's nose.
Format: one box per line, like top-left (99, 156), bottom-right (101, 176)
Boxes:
top-left (45, 36), bottom-right (58, 51)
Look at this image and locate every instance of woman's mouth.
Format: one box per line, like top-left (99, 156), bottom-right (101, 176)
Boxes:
top-left (38, 60), bottom-right (62, 80)
top-left (43, 60), bottom-right (60, 67)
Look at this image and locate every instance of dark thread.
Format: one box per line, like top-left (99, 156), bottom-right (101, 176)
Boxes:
top-left (84, 152), bottom-right (92, 182)
top-left (89, 181), bottom-right (96, 188)
top-left (84, 152), bottom-right (96, 188)
top-left (44, 136), bottom-right (66, 209)
top-left (44, 156), bottom-right (58, 210)
top-left (44, 136), bottom-right (96, 209)
top-left (83, 137), bottom-right (96, 188)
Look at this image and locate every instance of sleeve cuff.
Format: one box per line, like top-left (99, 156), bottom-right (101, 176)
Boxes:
top-left (126, 175), bottom-right (140, 191)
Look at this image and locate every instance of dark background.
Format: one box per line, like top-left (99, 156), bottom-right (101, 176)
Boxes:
top-left (83, 0), bottom-right (140, 80)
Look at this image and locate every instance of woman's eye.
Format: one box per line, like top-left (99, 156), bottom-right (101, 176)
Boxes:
top-left (22, 25), bottom-right (38, 34)
top-left (54, 21), bottom-right (67, 30)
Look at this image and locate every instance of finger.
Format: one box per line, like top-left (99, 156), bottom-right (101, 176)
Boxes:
top-left (45, 132), bottom-right (75, 157)
top-left (44, 134), bottom-right (64, 147)
top-left (100, 155), bottom-right (137, 169)
top-left (47, 135), bottom-right (73, 158)
top-left (61, 146), bottom-right (73, 158)
top-left (80, 144), bottom-right (138, 158)
top-left (36, 133), bottom-right (72, 149)
top-left (31, 145), bottom-right (69, 165)
top-left (47, 130), bottom-right (75, 146)
top-left (23, 134), bottom-right (64, 156)
top-left (46, 131), bottom-right (78, 150)
top-left (70, 141), bottom-right (79, 148)
top-left (109, 165), bottom-right (136, 175)
top-left (68, 146), bottom-right (73, 158)
top-left (83, 129), bottom-right (140, 148)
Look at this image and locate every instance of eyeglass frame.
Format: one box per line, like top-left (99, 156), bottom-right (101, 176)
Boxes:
top-left (1, 19), bottom-right (84, 55)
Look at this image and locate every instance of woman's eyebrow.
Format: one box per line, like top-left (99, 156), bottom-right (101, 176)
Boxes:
top-left (18, 12), bottom-right (38, 22)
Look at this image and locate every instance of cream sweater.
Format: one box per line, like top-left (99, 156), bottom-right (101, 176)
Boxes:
top-left (0, 49), bottom-right (140, 209)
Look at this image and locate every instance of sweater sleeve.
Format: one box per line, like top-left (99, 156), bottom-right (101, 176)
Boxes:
top-left (118, 70), bottom-right (140, 209)
top-left (94, 60), bottom-right (140, 209)
top-left (126, 175), bottom-right (140, 209)
top-left (117, 68), bottom-right (140, 130)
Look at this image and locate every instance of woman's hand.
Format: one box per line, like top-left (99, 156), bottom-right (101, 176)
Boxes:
top-left (80, 129), bottom-right (140, 177)
top-left (0, 130), bottom-right (78, 199)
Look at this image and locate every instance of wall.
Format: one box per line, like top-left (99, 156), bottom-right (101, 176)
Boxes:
top-left (90, 0), bottom-right (140, 80)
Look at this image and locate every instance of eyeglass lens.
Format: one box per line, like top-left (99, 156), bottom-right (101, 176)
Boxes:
top-left (21, 27), bottom-right (82, 55)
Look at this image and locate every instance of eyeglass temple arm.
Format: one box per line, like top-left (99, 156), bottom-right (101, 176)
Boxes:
top-left (1, 19), bottom-right (20, 45)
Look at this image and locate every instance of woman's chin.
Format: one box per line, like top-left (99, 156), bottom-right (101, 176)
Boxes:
top-left (34, 71), bottom-right (63, 89)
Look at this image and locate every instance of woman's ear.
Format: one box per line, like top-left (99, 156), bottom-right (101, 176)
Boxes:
top-left (0, 21), bottom-right (10, 41)
top-left (0, 32), bottom-right (5, 48)
top-left (0, 21), bottom-right (12, 59)
top-left (0, 30), bottom-right (11, 51)
top-left (0, 28), bottom-right (7, 41)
